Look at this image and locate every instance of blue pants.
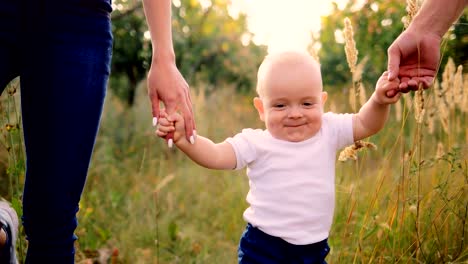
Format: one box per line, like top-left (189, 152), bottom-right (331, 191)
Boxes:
top-left (0, 0), bottom-right (112, 262)
top-left (238, 224), bottom-right (330, 264)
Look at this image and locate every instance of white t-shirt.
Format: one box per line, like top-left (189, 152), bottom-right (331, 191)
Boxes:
top-left (225, 112), bottom-right (354, 245)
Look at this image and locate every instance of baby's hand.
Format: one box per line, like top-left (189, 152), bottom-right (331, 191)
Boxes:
top-left (374, 71), bottom-right (401, 105)
top-left (156, 110), bottom-right (186, 147)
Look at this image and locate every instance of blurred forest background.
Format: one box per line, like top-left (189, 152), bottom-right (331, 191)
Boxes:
top-left (1, 0), bottom-right (467, 263)
top-left (108, 0), bottom-right (467, 107)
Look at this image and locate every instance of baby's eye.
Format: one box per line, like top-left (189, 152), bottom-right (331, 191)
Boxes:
top-left (273, 104), bottom-right (285, 108)
top-left (303, 102), bottom-right (316, 107)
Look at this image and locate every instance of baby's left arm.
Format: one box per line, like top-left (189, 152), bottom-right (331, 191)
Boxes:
top-left (156, 112), bottom-right (237, 170)
top-left (353, 71), bottom-right (401, 141)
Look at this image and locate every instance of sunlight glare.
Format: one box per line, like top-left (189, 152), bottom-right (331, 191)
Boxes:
top-left (199, 0), bottom-right (212, 10)
top-left (231, 0), bottom-right (356, 54)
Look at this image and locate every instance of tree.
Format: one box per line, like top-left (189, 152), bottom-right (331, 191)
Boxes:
top-left (111, 0), bottom-right (151, 106)
top-left (171, 0), bottom-right (266, 93)
top-left (442, 11), bottom-right (468, 73)
top-left (110, 0), bottom-right (266, 106)
top-left (318, 0), bottom-right (405, 90)
top-left (318, 0), bottom-right (467, 91)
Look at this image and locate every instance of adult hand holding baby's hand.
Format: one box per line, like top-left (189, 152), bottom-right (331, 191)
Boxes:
top-left (387, 29), bottom-right (440, 92)
top-left (375, 71), bottom-right (401, 105)
top-left (147, 59), bottom-right (196, 147)
top-left (156, 109), bottom-right (186, 148)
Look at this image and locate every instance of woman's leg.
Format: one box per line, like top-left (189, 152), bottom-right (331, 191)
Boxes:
top-left (0, 0), bottom-right (20, 261)
top-left (0, 0), bottom-right (20, 91)
top-left (19, 7), bottom-right (112, 263)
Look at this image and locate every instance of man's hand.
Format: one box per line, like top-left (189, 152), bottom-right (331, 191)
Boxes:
top-left (387, 29), bottom-right (441, 95)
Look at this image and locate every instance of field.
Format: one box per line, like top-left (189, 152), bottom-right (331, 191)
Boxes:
top-left (76, 70), bottom-right (467, 263)
top-left (1, 38), bottom-right (467, 264)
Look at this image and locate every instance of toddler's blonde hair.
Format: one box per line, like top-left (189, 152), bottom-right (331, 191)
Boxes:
top-left (256, 51), bottom-right (321, 97)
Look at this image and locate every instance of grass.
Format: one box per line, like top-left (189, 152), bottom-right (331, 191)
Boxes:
top-left (75, 74), bottom-right (465, 263)
top-left (1, 47), bottom-right (467, 264)
top-left (1, 73), bottom-right (467, 263)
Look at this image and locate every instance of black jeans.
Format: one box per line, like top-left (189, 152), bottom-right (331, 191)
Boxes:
top-left (0, 0), bottom-right (112, 262)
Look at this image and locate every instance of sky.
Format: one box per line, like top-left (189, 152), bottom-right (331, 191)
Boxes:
top-left (229, 0), bottom-right (357, 53)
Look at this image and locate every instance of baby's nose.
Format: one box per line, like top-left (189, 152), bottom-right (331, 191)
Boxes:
top-left (288, 107), bottom-right (303, 118)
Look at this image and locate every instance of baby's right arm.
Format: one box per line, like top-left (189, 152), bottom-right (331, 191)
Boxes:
top-left (156, 112), bottom-right (237, 170)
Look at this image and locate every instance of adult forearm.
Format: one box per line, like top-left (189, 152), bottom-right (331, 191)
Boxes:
top-left (142, 0), bottom-right (176, 61)
top-left (409, 0), bottom-right (468, 37)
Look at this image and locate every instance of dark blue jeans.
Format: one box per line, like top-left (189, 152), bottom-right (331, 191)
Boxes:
top-left (238, 224), bottom-right (330, 264)
top-left (0, 0), bottom-right (112, 262)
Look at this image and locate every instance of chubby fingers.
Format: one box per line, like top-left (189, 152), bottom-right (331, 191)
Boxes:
top-left (382, 79), bottom-right (401, 103)
top-left (385, 89), bottom-right (398, 98)
top-left (156, 117), bottom-right (175, 137)
top-left (156, 129), bottom-right (172, 138)
top-left (381, 71), bottom-right (399, 98)
top-left (385, 89), bottom-right (401, 103)
top-left (156, 112), bottom-right (186, 147)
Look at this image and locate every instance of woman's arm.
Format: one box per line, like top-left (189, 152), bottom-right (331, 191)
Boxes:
top-left (142, 0), bottom-right (196, 142)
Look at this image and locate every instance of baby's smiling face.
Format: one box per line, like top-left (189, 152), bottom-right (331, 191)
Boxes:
top-left (254, 52), bottom-right (327, 142)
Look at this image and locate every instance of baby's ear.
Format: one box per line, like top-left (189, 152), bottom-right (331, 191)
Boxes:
top-left (253, 97), bottom-right (265, 121)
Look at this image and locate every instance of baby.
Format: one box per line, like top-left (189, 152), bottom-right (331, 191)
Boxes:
top-left (157, 51), bottom-right (400, 263)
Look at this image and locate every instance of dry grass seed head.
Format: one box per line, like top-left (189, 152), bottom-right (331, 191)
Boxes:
top-left (404, 0), bottom-right (420, 28)
top-left (344, 17), bottom-right (358, 74)
top-left (425, 93), bottom-right (435, 134)
top-left (441, 57), bottom-right (456, 108)
top-left (462, 74), bottom-right (468, 112)
top-left (435, 142), bottom-right (445, 160)
top-left (453, 65), bottom-right (463, 107)
top-left (338, 140), bottom-right (377, 162)
top-left (433, 80), bottom-right (449, 133)
top-left (414, 84), bottom-right (425, 124)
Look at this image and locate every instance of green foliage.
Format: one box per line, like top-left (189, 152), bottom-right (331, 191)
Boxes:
top-left (441, 12), bottom-right (468, 77)
top-left (110, 0), bottom-right (267, 106)
top-left (111, 0), bottom-right (151, 106)
top-left (319, 0), bottom-right (467, 91)
top-left (171, 0), bottom-right (266, 94)
top-left (2, 1), bottom-right (467, 262)
top-left (74, 84), bottom-right (468, 263)
top-left (319, 0), bottom-right (405, 89)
